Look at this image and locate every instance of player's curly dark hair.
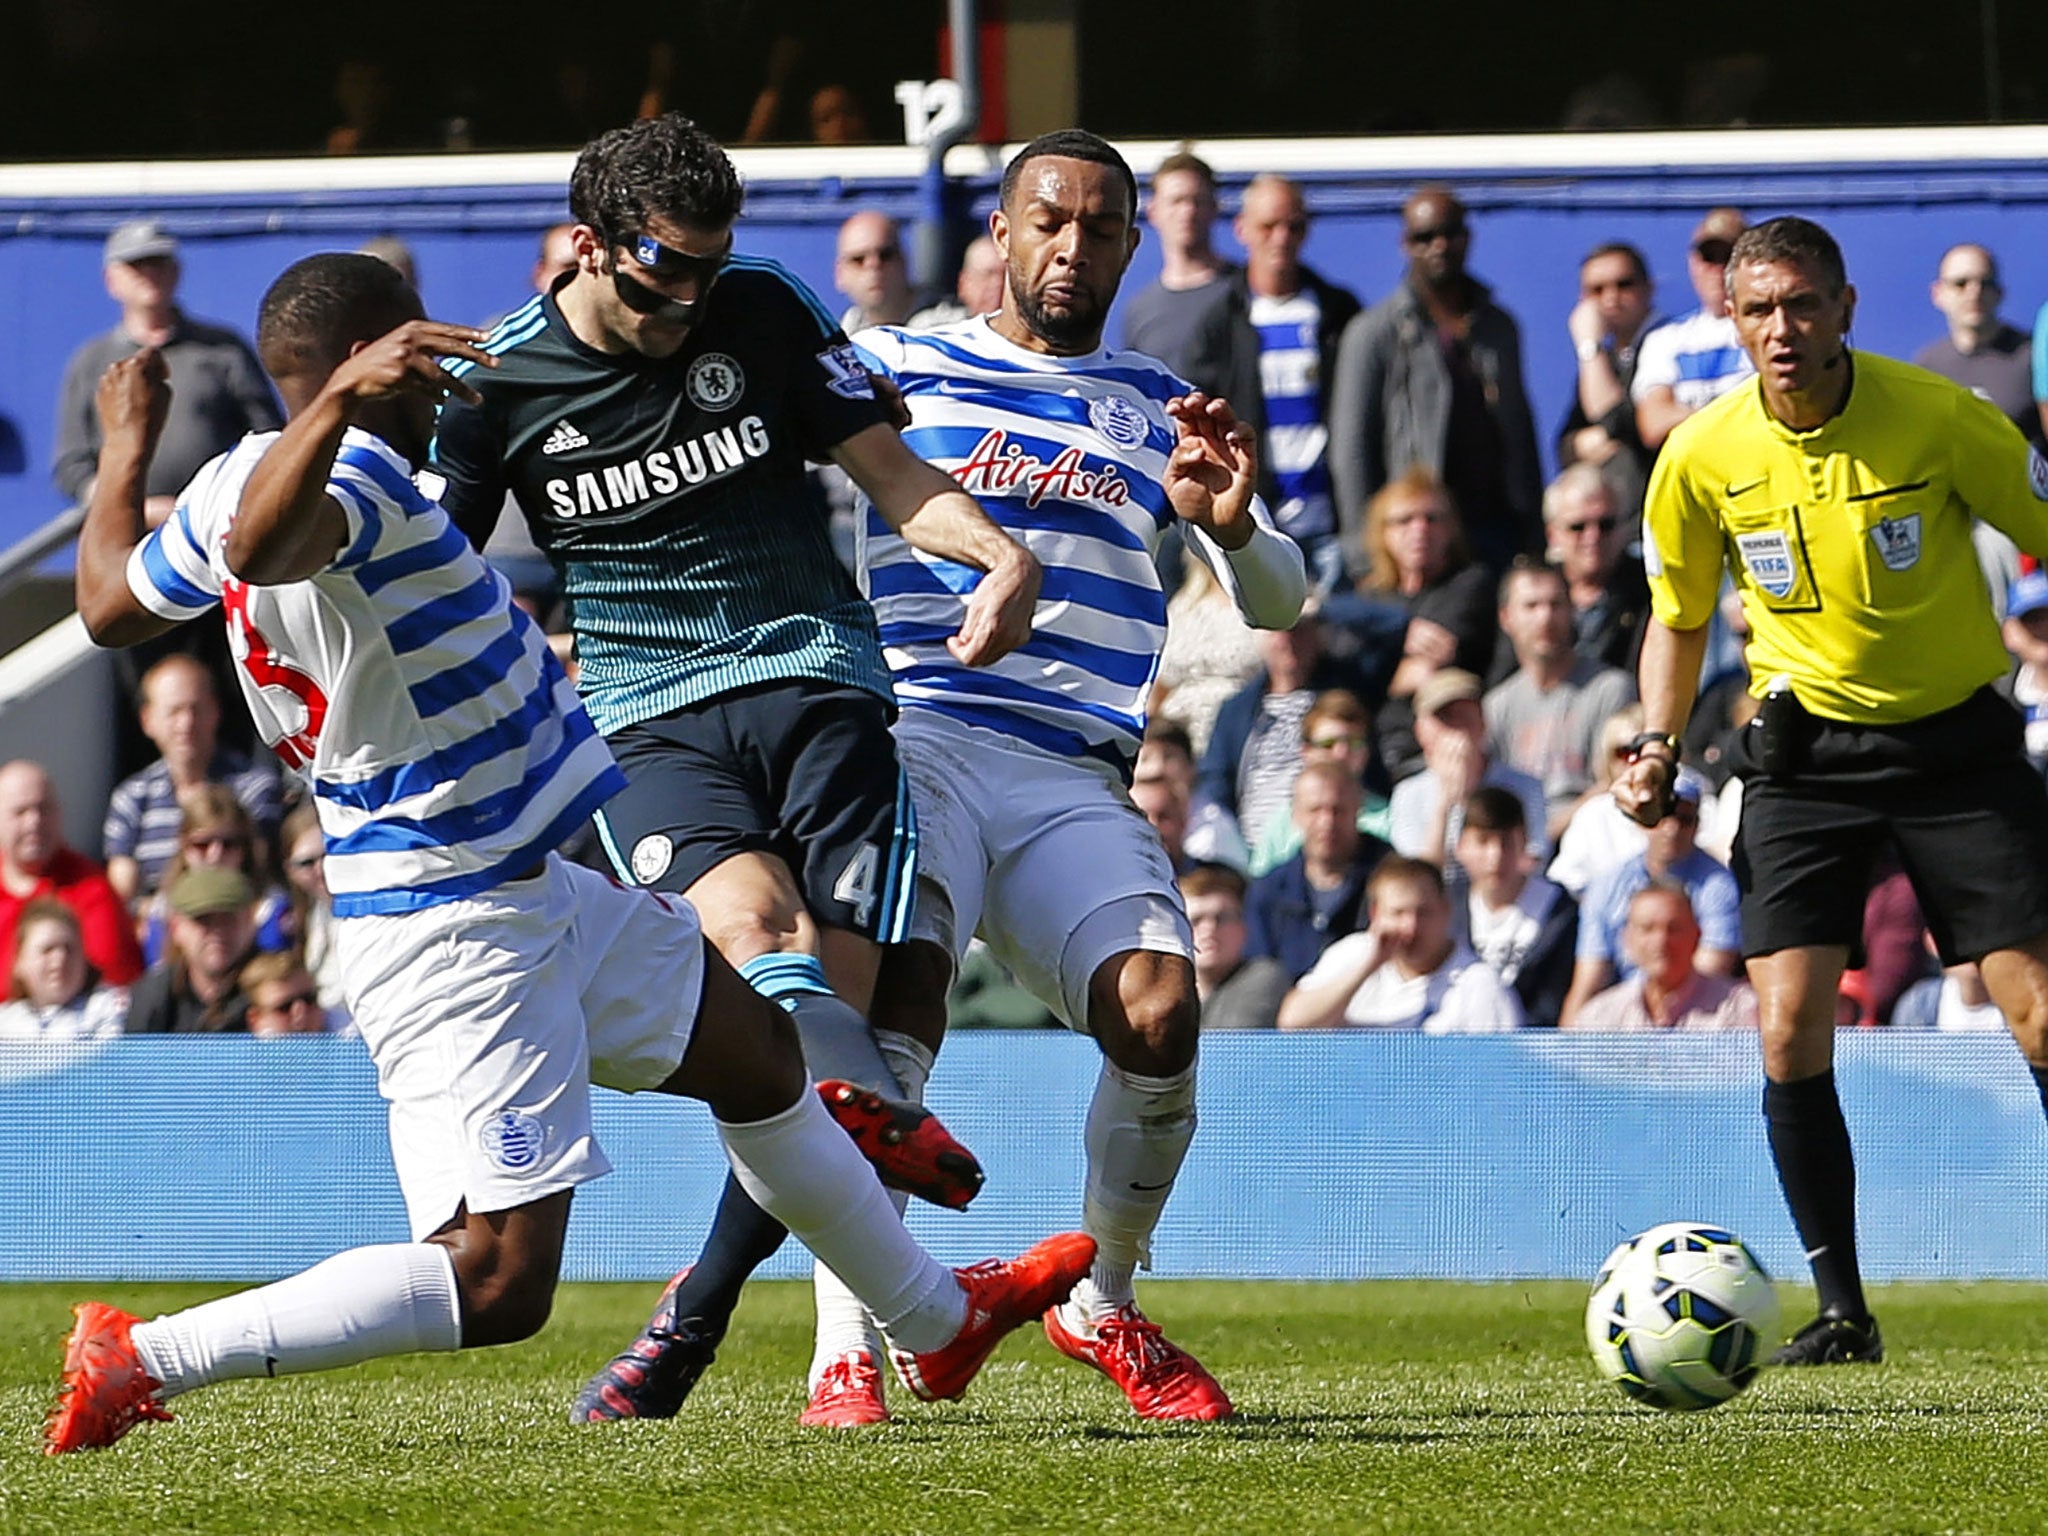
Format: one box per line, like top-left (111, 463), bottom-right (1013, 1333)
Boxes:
top-left (999, 129), bottom-right (1137, 222)
top-left (570, 113), bottom-right (745, 243)
top-left (1726, 216), bottom-right (1848, 295)
top-left (255, 252), bottom-right (416, 374)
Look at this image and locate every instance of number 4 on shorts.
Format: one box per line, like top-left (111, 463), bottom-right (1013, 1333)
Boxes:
top-left (833, 842), bottom-right (880, 929)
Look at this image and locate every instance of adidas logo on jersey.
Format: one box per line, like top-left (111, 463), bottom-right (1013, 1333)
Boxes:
top-left (542, 420), bottom-right (590, 455)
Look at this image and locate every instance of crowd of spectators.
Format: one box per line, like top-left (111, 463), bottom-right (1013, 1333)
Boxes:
top-left (14, 167), bottom-right (2048, 1045)
top-left (1108, 159), bottom-right (2048, 1037)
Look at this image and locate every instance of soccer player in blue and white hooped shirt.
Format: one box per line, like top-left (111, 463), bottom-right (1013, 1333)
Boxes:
top-left (45, 254), bottom-right (1093, 1455)
top-left (844, 131), bottom-right (1309, 1423)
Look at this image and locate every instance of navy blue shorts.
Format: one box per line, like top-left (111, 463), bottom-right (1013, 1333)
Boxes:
top-left (593, 680), bottom-right (916, 944)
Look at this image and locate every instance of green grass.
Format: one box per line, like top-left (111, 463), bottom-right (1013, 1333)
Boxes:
top-left (4, 1279), bottom-right (2047, 1535)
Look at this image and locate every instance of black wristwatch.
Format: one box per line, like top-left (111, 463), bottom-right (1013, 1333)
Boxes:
top-left (1624, 731), bottom-right (1683, 764)
top-left (1622, 731), bottom-right (1681, 823)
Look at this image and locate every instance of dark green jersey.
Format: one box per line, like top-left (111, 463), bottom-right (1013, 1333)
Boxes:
top-left (430, 258), bottom-right (889, 734)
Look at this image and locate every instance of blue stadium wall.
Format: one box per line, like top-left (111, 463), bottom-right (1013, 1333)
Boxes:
top-left (5, 1032), bottom-right (2044, 1283)
top-left (7, 126), bottom-right (2048, 549)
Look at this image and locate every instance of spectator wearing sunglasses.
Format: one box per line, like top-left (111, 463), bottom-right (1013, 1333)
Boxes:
top-left (1556, 241), bottom-right (1662, 527)
top-left (1329, 184), bottom-right (1543, 578)
top-left (1914, 243), bottom-right (2040, 450)
top-left (832, 210), bottom-right (920, 333)
top-left (240, 952), bottom-right (343, 1038)
top-left (1632, 208), bottom-right (1754, 452)
top-left (137, 784), bottom-right (292, 969)
top-left (1541, 463), bottom-right (1650, 675)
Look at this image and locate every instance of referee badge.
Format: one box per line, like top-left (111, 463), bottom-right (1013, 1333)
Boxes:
top-left (1869, 514), bottom-right (1921, 572)
top-left (1735, 530), bottom-right (1797, 599)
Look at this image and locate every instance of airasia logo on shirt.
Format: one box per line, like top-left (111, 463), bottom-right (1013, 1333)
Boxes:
top-left (953, 428), bottom-right (1132, 510)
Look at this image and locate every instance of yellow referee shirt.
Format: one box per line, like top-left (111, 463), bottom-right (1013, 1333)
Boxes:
top-left (1644, 352), bottom-right (2048, 723)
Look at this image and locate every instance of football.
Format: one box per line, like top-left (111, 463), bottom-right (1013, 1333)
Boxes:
top-left (1585, 1222), bottom-right (1780, 1411)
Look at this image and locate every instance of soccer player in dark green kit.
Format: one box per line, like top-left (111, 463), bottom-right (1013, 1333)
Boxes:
top-left (431, 113), bottom-right (1041, 1420)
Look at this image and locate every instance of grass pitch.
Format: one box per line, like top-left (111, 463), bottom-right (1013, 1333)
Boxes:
top-left (4, 1278), bottom-right (2047, 1535)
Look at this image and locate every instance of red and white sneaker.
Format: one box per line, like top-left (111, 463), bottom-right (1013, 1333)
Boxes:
top-left (45, 1302), bottom-right (173, 1455)
top-left (799, 1349), bottom-right (889, 1427)
top-left (1044, 1300), bottom-right (1234, 1421)
top-left (892, 1231), bottom-right (1096, 1402)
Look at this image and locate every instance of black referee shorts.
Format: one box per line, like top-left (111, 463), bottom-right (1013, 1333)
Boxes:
top-left (594, 679), bottom-right (916, 945)
top-left (1730, 686), bottom-right (2048, 964)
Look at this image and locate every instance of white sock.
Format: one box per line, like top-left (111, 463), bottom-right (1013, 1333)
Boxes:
top-left (808, 1193), bottom-right (899, 1389)
top-left (1071, 1060), bottom-right (1197, 1323)
top-left (130, 1243), bottom-right (462, 1399)
top-left (807, 1030), bottom-right (937, 1386)
top-left (720, 1086), bottom-right (965, 1353)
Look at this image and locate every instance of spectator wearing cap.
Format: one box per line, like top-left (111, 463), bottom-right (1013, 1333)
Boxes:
top-left (52, 220), bottom-right (280, 521)
top-left (1916, 243), bottom-right (2041, 450)
top-left (1559, 765), bottom-right (1740, 1028)
top-left (1999, 569), bottom-right (2048, 778)
top-left (1563, 882), bottom-right (1758, 1032)
top-left (1632, 207), bottom-right (1753, 453)
top-left (55, 222), bottom-right (282, 772)
top-left (0, 760), bottom-right (142, 989)
top-left (1386, 667), bottom-right (1549, 887)
top-left (122, 866), bottom-right (261, 1035)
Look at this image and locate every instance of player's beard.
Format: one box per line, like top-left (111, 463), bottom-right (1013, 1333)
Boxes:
top-left (1014, 280), bottom-right (1105, 352)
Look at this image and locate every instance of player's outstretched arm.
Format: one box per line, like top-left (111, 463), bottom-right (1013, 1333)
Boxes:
top-left (232, 320), bottom-right (492, 585)
top-left (1167, 391), bottom-right (1306, 630)
top-left (75, 351), bottom-right (179, 648)
top-left (832, 421), bottom-right (1042, 666)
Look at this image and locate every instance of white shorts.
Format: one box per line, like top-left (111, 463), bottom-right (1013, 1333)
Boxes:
top-left (334, 855), bottom-right (705, 1240)
top-left (896, 709), bottom-right (1192, 1029)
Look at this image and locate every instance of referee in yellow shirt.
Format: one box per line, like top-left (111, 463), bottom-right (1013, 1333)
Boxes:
top-left (1616, 216), bottom-right (2048, 1366)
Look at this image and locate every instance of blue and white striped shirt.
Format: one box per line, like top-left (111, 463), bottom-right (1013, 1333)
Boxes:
top-left (127, 427), bottom-right (624, 916)
top-left (854, 317), bottom-right (1287, 775)
top-left (1248, 290), bottom-right (1334, 544)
